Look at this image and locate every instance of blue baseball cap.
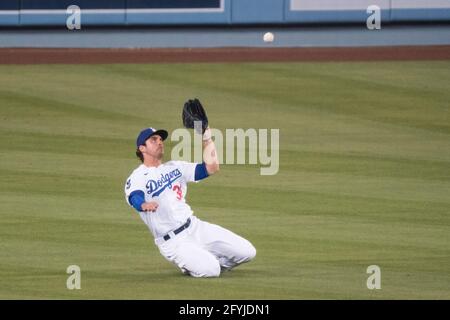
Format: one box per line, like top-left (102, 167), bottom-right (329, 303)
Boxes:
top-left (136, 127), bottom-right (168, 147)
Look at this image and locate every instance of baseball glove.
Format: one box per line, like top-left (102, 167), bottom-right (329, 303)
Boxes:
top-left (182, 98), bottom-right (209, 134)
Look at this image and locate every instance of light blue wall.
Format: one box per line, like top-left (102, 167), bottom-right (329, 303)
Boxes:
top-left (231, 0), bottom-right (284, 23)
top-left (0, 0), bottom-right (449, 27)
top-left (391, 9), bottom-right (450, 21)
top-left (19, 13), bottom-right (127, 26)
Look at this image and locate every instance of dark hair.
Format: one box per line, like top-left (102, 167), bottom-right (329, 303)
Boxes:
top-left (136, 148), bottom-right (144, 162)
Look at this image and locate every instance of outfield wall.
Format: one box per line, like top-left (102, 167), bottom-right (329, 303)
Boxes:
top-left (0, 0), bottom-right (449, 27)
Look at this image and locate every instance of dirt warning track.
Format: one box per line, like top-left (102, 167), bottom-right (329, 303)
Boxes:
top-left (0, 46), bottom-right (449, 64)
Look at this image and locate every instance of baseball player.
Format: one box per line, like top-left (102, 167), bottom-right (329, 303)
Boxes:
top-left (124, 100), bottom-right (256, 277)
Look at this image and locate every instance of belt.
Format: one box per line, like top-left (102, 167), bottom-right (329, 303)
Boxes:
top-left (163, 218), bottom-right (191, 241)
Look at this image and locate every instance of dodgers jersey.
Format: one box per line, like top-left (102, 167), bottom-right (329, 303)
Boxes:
top-left (124, 161), bottom-right (200, 239)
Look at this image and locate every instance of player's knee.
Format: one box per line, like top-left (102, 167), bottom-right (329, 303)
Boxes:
top-left (190, 261), bottom-right (221, 278)
top-left (245, 242), bottom-right (257, 261)
top-left (204, 263), bottom-right (221, 277)
top-left (236, 241), bottom-right (256, 264)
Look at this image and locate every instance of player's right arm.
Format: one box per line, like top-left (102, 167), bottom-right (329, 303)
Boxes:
top-left (125, 174), bottom-right (158, 213)
top-left (174, 128), bottom-right (218, 183)
top-left (128, 191), bottom-right (158, 212)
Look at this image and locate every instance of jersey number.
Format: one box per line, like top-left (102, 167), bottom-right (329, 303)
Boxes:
top-left (172, 185), bottom-right (182, 200)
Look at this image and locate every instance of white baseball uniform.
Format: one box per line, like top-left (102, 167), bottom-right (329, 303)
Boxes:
top-left (124, 160), bottom-right (256, 277)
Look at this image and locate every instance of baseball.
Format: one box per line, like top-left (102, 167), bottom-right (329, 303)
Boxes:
top-left (263, 32), bottom-right (274, 43)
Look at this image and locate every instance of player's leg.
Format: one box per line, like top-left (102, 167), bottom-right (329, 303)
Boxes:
top-left (157, 236), bottom-right (221, 277)
top-left (193, 218), bottom-right (256, 271)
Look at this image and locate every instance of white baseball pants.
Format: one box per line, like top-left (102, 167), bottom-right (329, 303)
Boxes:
top-left (155, 216), bottom-right (256, 277)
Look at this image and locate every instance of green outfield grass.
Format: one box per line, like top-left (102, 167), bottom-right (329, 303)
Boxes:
top-left (0, 61), bottom-right (449, 299)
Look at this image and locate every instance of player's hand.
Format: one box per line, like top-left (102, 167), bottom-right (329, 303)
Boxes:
top-left (141, 201), bottom-right (159, 212)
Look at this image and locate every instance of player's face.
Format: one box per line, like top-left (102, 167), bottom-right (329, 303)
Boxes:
top-left (142, 134), bottom-right (164, 160)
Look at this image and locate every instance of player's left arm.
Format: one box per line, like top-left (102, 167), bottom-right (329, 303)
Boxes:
top-left (202, 128), bottom-right (219, 175)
